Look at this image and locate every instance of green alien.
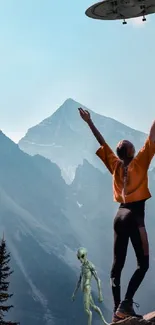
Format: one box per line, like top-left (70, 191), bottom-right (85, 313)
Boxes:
top-left (72, 247), bottom-right (108, 325)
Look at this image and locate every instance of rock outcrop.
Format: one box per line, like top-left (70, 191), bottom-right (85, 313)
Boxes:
top-left (111, 313), bottom-right (155, 325)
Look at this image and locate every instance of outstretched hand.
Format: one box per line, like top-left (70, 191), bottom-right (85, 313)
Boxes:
top-left (98, 295), bottom-right (103, 303)
top-left (71, 294), bottom-right (75, 302)
top-left (78, 108), bottom-right (91, 123)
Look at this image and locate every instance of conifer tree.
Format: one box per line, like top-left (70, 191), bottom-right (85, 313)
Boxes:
top-left (0, 236), bottom-right (19, 325)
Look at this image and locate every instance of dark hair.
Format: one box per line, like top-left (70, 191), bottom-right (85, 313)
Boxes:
top-left (116, 144), bottom-right (128, 160)
top-left (116, 140), bottom-right (135, 160)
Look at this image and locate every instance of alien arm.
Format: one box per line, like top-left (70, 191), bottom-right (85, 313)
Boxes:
top-left (72, 273), bottom-right (82, 297)
top-left (90, 265), bottom-right (103, 299)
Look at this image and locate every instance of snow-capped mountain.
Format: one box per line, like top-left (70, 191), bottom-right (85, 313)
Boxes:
top-left (18, 98), bottom-right (148, 183)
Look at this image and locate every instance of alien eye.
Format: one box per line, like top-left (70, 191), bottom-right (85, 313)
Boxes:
top-left (81, 254), bottom-right (84, 258)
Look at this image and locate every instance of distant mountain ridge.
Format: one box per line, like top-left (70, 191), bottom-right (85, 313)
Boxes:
top-left (0, 131), bottom-right (110, 325)
top-left (18, 98), bottom-right (148, 183)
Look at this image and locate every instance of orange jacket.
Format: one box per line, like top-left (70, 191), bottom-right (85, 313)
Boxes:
top-left (96, 137), bottom-right (155, 203)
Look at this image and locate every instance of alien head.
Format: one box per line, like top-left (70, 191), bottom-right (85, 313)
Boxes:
top-left (77, 247), bottom-right (87, 264)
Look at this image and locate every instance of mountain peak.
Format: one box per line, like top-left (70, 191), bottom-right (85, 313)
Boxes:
top-left (57, 98), bottom-right (84, 112)
top-left (0, 130), bottom-right (18, 149)
top-left (37, 98), bottom-right (83, 126)
top-left (38, 98), bottom-right (85, 127)
top-left (18, 98), bottom-right (148, 183)
top-left (63, 98), bottom-right (77, 104)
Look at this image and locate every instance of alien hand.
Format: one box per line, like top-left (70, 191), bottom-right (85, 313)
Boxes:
top-left (71, 294), bottom-right (75, 302)
top-left (98, 295), bottom-right (103, 303)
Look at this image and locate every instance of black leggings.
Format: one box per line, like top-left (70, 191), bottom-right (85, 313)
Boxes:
top-left (111, 201), bottom-right (149, 311)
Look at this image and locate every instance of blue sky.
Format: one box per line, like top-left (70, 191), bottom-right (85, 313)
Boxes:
top-left (0, 0), bottom-right (155, 142)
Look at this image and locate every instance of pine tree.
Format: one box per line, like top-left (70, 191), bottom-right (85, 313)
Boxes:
top-left (0, 236), bottom-right (19, 325)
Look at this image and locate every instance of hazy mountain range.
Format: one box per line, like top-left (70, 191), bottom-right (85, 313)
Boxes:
top-left (1, 99), bottom-right (155, 325)
top-left (18, 98), bottom-right (148, 183)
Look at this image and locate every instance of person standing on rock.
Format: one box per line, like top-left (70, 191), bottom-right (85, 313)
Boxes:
top-left (78, 107), bottom-right (155, 322)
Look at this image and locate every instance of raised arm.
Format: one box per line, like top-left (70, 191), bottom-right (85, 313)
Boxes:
top-left (78, 108), bottom-right (105, 146)
top-left (78, 108), bottom-right (119, 174)
top-left (135, 120), bottom-right (155, 169)
top-left (71, 273), bottom-right (82, 301)
top-left (149, 120), bottom-right (155, 142)
top-left (89, 264), bottom-right (103, 302)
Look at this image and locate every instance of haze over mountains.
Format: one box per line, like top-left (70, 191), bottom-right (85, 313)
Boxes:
top-left (18, 98), bottom-right (148, 183)
top-left (1, 99), bottom-right (155, 325)
top-left (0, 131), bottom-right (111, 325)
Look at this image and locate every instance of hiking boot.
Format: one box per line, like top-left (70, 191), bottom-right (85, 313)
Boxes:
top-left (116, 299), bottom-right (142, 319)
top-left (112, 312), bottom-right (122, 323)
